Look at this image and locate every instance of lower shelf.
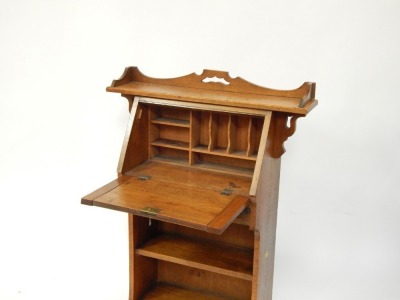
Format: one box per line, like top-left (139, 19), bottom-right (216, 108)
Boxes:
top-left (136, 234), bottom-right (253, 281)
top-left (143, 283), bottom-right (230, 300)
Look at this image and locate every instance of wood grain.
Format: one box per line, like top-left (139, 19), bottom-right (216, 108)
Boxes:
top-left (125, 160), bottom-right (251, 196)
top-left (118, 99), bottom-right (150, 173)
top-left (158, 261), bottom-right (252, 299)
top-left (107, 67), bottom-right (317, 115)
top-left (250, 111), bottom-right (272, 196)
top-left (159, 222), bottom-right (255, 250)
top-left (252, 123), bottom-right (282, 300)
top-left (81, 175), bottom-right (132, 205)
top-left (136, 234), bottom-right (253, 280)
top-left (142, 283), bottom-right (229, 300)
top-left (86, 161), bottom-right (251, 234)
top-left (129, 214), bottom-right (159, 300)
top-left (207, 195), bottom-right (250, 234)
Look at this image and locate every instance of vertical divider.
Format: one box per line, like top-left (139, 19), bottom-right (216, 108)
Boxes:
top-left (189, 110), bottom-right (199, 165)
top-left (208, 113), bottom-right (212, 151)
top-left (246, 117), bottom-right (256, 157)
top-left (227, 114), bottom-right (232, 154)
top-left (208, 113), bottom-right (218, 152)
top-left (148, 105), bottom-right (159, 159)
top-left (227, 114), bottom-right (237, 154)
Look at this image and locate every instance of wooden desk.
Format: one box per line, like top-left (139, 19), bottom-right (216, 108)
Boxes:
top-left (82, 67), bottom-right (317, 299)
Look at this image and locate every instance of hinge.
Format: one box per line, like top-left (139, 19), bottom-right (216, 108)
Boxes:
top-left (220, 188), bottom-right (233, 196)
top-left (138, 175), bottom-right (152, 181)
top-left (140, 207), bottom-right (161, 216)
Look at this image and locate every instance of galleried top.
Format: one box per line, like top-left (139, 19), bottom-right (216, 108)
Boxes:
top-left (107, 67), bottom-right (317, 115)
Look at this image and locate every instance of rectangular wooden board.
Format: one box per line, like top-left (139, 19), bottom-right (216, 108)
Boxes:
top-left (82, 161), bottom-right (250, 234)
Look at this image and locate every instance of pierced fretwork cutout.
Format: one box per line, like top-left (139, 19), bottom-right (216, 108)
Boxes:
top-left (202, 76), bottom-right (230, 85)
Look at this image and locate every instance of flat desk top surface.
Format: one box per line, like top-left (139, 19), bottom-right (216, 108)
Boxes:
top-left (82, 161), bottom-right (251, 234)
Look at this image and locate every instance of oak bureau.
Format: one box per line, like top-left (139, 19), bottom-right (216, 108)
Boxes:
top-left (82, 67), bottom-right (317, 299)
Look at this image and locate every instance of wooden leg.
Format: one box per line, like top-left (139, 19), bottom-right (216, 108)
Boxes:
top-left (253, 156), bottom-right (281, 300)
top-left (128, 214), bottom-right (158, 300)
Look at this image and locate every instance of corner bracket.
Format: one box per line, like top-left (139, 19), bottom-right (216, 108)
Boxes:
top-left (269, 113), bottom-right (302, 158)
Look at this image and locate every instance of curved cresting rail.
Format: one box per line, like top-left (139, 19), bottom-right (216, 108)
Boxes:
top-left (106, 67), bottom-right (317, 115)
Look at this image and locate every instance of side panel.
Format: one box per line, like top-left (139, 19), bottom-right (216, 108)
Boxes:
top-left (252, 112), bottom-right (282, 300)
top-left (118, 97), bottom-right (149, 173)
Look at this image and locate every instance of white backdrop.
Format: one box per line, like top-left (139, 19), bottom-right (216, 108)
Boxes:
top-left (1, 1), bottom-right (399, 299)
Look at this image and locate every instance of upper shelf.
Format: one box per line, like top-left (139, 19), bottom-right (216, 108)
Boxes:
top-left (106, 67), bottom-right (317, 115)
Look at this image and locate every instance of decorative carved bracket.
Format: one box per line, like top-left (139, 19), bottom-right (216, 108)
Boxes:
top-left (269, 113), bottom-right (302, 158)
